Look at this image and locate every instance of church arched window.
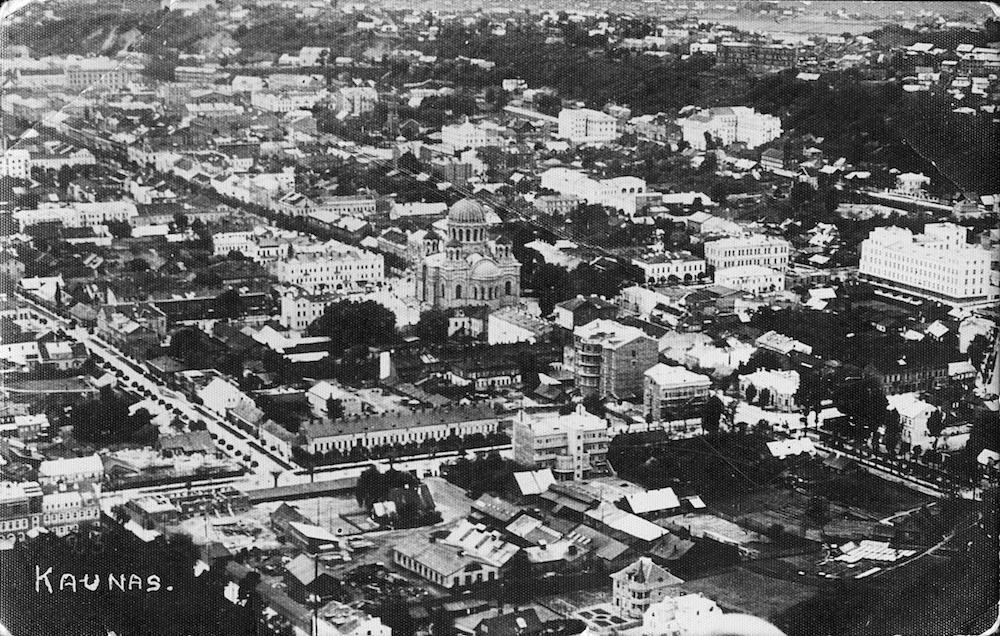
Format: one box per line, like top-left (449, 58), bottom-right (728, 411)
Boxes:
top-left (472, 287), bottom-right (478, 300)
top-left (455, 285), bottom-right (463, 299)
top-left (505, 281), bottom-right (512, 296)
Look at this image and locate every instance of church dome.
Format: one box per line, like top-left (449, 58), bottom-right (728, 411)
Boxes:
top-left (471, 258), bottom-right (502, 279)
top-left (448, 198), bottom-right (487, 224)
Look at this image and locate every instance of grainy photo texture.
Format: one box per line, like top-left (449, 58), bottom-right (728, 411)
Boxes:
top-left (0, 1), bottom-right (997, 635)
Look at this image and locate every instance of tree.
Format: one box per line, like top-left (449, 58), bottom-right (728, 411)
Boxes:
top-left (926, 410), bottom-right (945, 438)
top-left (306, 300), bottom-right (400, 355)
top-left (70, 387), bottom-right (158, 446)
top-left (413, 308), bottom-right (450, 344)
top-left (582, 393), bottom-right (607, 418)
top-left (701, 395), bottom-right (724, 436)
top-left (805, 495), bottom-right (832, 529)
top-left (127, 258), bottom-right (150, 272)
top-left (968, 334), bottom-right (990, 372)
top-left (326, 397), bottom-right (345, 420)
top-left (758, 387), bottom-right (771, 407)
top-left (212, 288), bottom-right (245, 319)
top-left (883, 408), bottom-right (902, 455)
top-left (745, 384), bottom-right (758, 403)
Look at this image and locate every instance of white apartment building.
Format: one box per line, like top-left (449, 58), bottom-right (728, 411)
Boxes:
top-left (738, 369), bottom-right (800, 412)
top-left (42, 490), bottom-right (101, 537)
top-left (859, 223), bottom-right (998, 309)
top-left (632, 252), bottom-right (706, 283)
top-left (271, 242), bottom-right (384, 292)
top-left (703, 234), bottom-right (790, 271)
top-left (0, 149), bottom-right (31, 179)
top-left (558, 108), bottom-right (619, 143)
top-left (540, 167), bottom-right (649, 216)
top-left (512, 405), bottom-right (610, 481)
top-left (212, 230), bottom-right (290, 263)
top-left (333, 86), bottom-right (379, 117)
top-left (64, 57), bottom-right (138, 90)
top-left (441, 119), bottom-right (503, 151)
top-left (714, 264), bottom-right (785, 295)
top-left (13, 201), bottom-right (138, 229)
top-left (643, 363), bottom-right (712, 422)
top-left (679, 106), bottom-right (782, 150)
top-left (251, 90), bottom-right (326, 113)
top-left (279, 285), bottom-right (419, 331)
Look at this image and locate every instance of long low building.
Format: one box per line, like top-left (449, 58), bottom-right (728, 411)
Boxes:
top-left (300, 404), bottom-right (502, 454)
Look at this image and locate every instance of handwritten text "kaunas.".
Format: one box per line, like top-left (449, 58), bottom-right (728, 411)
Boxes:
top-left (35, 566), bottom-right (173, 593)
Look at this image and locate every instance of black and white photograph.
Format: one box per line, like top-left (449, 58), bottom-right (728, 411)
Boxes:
top-left (0, 0), bottom-right (997, 634)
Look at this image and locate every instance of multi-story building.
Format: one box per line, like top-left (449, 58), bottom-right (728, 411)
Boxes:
top-left (174, 65), bottom-right (225, 84)
top-left (41, 490), bottom-right (101, 536)
top-left (212, 229), bottom-right (290, 263)
top-left (643, 364), bottom-right (712, 422)
top-left (271, 241), bottom-right (384, 292)
top-left (441, 119), bottom-right (503, 151)
top-left (512, 405), bottom-right (609, 481)
top-left (738, 369), bottom-right (800, 412)
top-left (37, 455), bottom-right (104, 489)
top-left (572, 319), bottom-right (658, 398)
top-left (332, 86), bottom-right (379, 117)
top-left (0, 481), bottom-right (43, 541)
top-left (703, 234), bottom-right (790, 272)
top-left (533, 194), bottom-right (581, 216)
top-left (632, 252), bottom-right (706, 284)
top-left (279, 285), bottom-right (420, 331)
top-left (64, 57), bottom-right (138, 90)
top-left (300, 404), bottom-right (500, 455)
top-left (859, 223), bottom-right (998, 309)
top-left (558, 108), bottom-right (619, 143)
top-left (0, 149), bottom-right (31, 179)
top-left (251, 90), bottom-right (326, 113)
top-left (679, 107), bottom-right (782, 150)
top-left (714, 264), bottom-right (785, 295)
top-left (540, 167), bottom-right (652, 217)
top-left (13, 201), bottom-right (139, 229)
top-left (718, 41), bottom-right (798, 72)
top-left (611, 557), bottom-right (684, 620)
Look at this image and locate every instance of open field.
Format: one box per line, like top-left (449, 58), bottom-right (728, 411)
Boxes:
top-left (681, 568), bottom-right (819, 620)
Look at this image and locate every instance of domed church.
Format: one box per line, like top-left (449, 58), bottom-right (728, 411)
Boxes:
top-left (415, 198), bottom-right (521, 310)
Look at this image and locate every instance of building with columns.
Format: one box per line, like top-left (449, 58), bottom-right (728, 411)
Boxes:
top-left (414, 199), bottom-right (521, 310)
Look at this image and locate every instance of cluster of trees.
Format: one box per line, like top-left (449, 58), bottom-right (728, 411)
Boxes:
top-left (70, 387), bottom-right (158, 446)
top-left (607, 423), bottom-right (781, 498)
top-left (443, 451), bottom-right (521, 498)
top-left (355, 466), bottom-right (419, 508)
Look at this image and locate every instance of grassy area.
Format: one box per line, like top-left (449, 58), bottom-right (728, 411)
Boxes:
top-left (681, 568), bottom-right (819, 620)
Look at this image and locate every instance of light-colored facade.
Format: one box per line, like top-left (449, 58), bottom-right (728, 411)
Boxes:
top-left (713, 265), bottom-right (784, 295)
top-left (251, 90), bottom-right (326, 113)
top-left (642, 594), bottom-right (723, 636)
top-left (859, 223), bottom-right (998, 309)
top-left (738, 369), bottom-right (800, 412)
top-left (558, 108), bottom-right (619, 143)
top-left (279, 285), bottom-right (420, 331)
top-left (679, 106), bottom-right (781, 150)
top-left (0, 481), bottom-right (43, 541)
top-left (611, 557), bottom-right (683, 620)
top-left (0, 149), bottom-right (31, 179)
top-left (643, 364), bottom-right (712, 422)
top-left (703, 234), bottom-right (790, 272)
top-left (64, 58), bottom-right (138, 90)
top-left (573, 319), bottom-right (658, 398)
top-left (301, 405), bottom-right (500, 454)
top-left (212, 230), bottom-right (290, 263)
top-left (512, 405), bottom-right (609, 481)
top-left (271, 241), bottom-right (384, 292)
top-left (414, 199), bottom-right (521, 310)
top-left (540, 167), bottom-right (649, 216)
top-left (633, 252), bottom-right (706, 283)
top-left (42, 490), bottom-right (101, 537)
top-left (441, 119), bottom-right (503, 151)
top-left (13, 201), bottom-right (138, 229)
